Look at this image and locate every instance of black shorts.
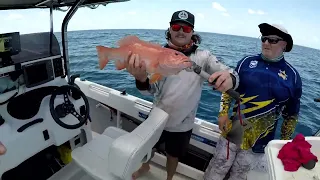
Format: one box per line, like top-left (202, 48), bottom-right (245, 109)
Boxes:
top-left (154, 129), bottom-right (192, 158)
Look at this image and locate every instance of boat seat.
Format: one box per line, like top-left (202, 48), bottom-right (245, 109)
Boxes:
top-left (71, 107), bottom-right (169, 180)
top-left (102, 126), bottom-right (128, 139)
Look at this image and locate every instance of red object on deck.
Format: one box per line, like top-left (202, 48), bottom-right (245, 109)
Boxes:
top-left (277, 133), bottom-right (318, 172)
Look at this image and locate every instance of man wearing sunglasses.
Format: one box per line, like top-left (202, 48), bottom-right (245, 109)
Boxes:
top-left (204, 23), bottom-right (302, 180)
top-left (126, 10), bottom-right (240, 180)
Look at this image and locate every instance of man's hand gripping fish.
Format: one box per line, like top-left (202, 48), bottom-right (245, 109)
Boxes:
top-left (96, 35), bottom-right (192, 83)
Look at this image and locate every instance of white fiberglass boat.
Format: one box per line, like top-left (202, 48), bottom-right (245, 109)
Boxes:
top-left (0, 1), bottom-right (319, 180)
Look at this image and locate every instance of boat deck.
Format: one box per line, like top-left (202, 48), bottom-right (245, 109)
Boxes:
top-left (135, 162), bottom-right (193, 180)
top-left (47, 160), bottom-right (192, 180)
top-left (48, 131), bottom-right (193, 180)
top-left (48, 97), bottom-right (268, 180)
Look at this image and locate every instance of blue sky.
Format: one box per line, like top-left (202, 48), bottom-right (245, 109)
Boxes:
top-left (0, 0), bottom-right (319, 49)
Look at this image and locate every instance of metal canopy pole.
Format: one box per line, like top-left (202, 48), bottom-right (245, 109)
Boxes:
top-left (50, 0), bottom-right (53, 56)
top-left (61, 0), bottom-right (85, 83)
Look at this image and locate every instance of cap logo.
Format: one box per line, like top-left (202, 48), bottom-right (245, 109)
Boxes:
top-left (178, 11), bottom-right (188, 19)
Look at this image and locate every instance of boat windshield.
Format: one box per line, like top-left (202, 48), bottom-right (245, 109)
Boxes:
top-left (0, 9), bottom-right (62, 94)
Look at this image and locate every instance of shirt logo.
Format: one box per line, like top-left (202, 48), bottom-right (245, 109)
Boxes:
top-left (249, 60), bottom-right (258, 68)
top-left (178, 11), bottom-right (188, 19)
top-left (278, 70), bottom-right (287, 80)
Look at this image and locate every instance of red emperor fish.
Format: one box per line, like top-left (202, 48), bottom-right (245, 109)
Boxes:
top-left (96, 35), bottom-right (192, 83)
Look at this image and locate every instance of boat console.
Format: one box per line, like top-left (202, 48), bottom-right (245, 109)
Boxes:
top-left (0, 30), bottom-right (172, 180)
top-left (0, 32), bottom-right (91, 179)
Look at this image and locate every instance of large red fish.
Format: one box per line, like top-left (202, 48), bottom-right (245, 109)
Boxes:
top-left (96, 35), bottom-right (192, 83)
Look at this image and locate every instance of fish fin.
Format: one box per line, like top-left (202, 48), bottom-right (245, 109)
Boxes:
top-left (115, 60), bottom-right (126, 70)
top-left (149, 73), bottom-right (162, 84)
top-left (117, 35), bottom-right (162, 49)
top-left (117, 35), bottom-right (141, 47)
top-left (96, 45), bottom-right (111, 69)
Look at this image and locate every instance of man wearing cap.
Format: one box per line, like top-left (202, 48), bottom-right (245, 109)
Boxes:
top-left (126, 10), bottom-right (240, 180)
top-left (204, 23), bottom-right (302, 180)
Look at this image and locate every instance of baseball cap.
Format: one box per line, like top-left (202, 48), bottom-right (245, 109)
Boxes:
top-left (170, 10), bottom-right (195, 27)
top-left (258, 23), bottom-right (293, 52)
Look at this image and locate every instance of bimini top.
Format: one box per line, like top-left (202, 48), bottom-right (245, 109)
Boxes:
top-left (0, 0), bottom-right (129, 10)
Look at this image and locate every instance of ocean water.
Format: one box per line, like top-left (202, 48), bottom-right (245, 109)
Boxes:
top-left (55, 29), bottom-right (320, 137)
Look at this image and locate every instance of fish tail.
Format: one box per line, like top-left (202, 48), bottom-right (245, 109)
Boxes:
top-left (96, 45), bottom-right (111, 70)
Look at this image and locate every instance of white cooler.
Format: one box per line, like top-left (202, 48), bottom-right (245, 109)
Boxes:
top-left (265, 136), bottom-right (320, 180)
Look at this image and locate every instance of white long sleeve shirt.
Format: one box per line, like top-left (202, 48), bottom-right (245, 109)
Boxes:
top-left (136, 48), bottom-right (239, 132)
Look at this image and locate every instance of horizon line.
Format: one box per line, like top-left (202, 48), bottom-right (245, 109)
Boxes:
top-left (44, 28), bottom-right (318, 51)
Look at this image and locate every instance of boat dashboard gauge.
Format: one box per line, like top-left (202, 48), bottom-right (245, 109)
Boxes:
top-left (22, 60), bottom-right (54, 88)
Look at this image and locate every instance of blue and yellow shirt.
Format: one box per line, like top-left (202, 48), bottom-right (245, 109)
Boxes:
top-left (219, 54), bottom-right (302, 153)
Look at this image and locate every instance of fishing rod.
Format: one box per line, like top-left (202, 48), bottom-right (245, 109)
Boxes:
top-left (185, 61), bottom-right (241, 101)
top-left (313, 97), bottom-right (320, 136)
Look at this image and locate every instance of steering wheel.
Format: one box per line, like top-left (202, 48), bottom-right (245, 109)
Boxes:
top-left (49, 85), bottom-right (90, 129)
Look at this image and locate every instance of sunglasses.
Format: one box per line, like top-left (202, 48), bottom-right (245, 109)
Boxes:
top-left (171, 24), bottom-right (193, 33)
top-left (261, 36), bottom-right (283, 44)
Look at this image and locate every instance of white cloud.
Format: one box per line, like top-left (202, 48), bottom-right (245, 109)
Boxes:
top-left (248, 9), bottom-right (255, 14)
top-left (197, 13), bottom-right (205, 19)
top-left (127, 11), bottom-right (137, 15)
top-left (7, 13), bottom-right (23, 20)
top-left (212, 2), bottom-right (230, 17)
top-left (257, 10), bottom-right (265, 15)
top-left (222, 13), bottom-right (230, 17)
top-left (248, 9), bottom-right (266, 15)
top-left (212, 2), bottom-right (227, 12)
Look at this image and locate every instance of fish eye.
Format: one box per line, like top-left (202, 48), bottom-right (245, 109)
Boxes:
top-left (175, 52), bottom-right (179, 55)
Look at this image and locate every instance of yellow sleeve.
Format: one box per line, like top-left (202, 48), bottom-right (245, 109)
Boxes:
top-left (218, 92), bottom-right (232, 117)
top-left (280, 115), bottom-right (298, 140)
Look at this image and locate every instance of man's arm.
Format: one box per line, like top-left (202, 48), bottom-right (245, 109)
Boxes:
top-left (217, 58), bottom-right (244, 117)
top-left (135, 77), bottom-right (157, 96)
top-left (203, 53), bottom-right (239, 90)
top-left (280, 73), bottom-right (302, 140)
